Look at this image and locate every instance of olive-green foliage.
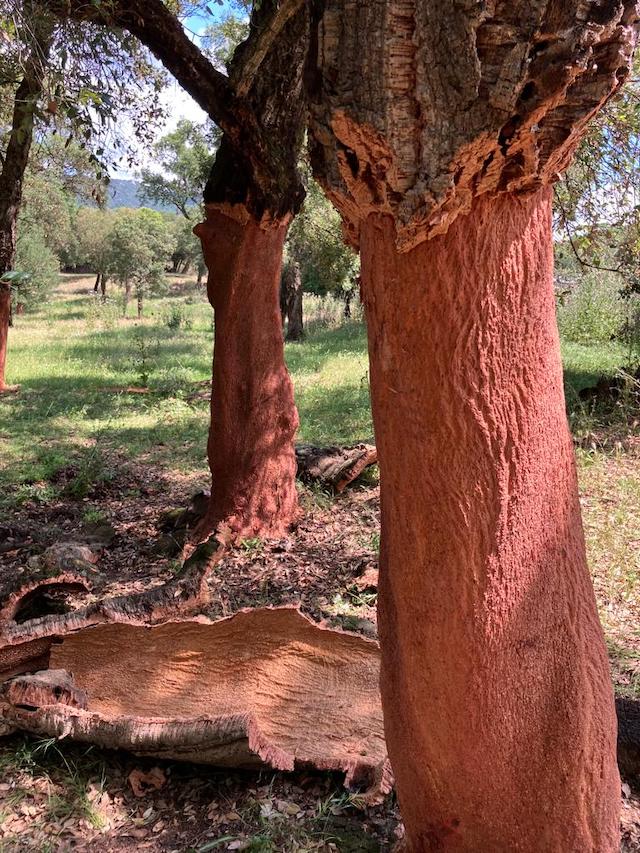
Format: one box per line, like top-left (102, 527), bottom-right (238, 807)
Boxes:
top-left (201, 11), bottom-right (250, 70)
top-left (287, 177), bottom-right (359, 299)
top-left (139, 119), bottom-right (215, 218)
top-left (74, 206), bottom-right (116, 274)
top-left (105, 208), bottom-right (175, 309)
top-left (169, 212), bottom-right (206, 278)
top-left (14, 225), bottom-right (59, 309)
top-left (557, 272), bottom-right (626, 345)
top-left (19, 173), bottom-right (75, 258)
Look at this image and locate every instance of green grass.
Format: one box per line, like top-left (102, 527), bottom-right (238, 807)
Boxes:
top-left (1, 274), bottom-right (629, 506)
top-left (0, 275), bottom-right (637, 624)
top-left (0, 277), bottom-right (374, 507)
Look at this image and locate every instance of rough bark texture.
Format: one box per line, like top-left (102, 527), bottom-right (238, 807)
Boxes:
top-left (0, 8), bottom-right (53, 389)
top-left (194, 207), bottom-right (299, 541)
top-left (296, 443), bottom-right (377, 492)
top-left (306, 4), bottom-right (640, 849)
top-left (308, 0), bottom-right (639, 250)
top-left (281, 260), bottom-right (304, 341)
top-left (0, 573), bottom-right (391, 802)
top-left (361, 190), bottom-right (618, 850)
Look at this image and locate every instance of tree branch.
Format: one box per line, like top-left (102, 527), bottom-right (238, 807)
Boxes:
top-left (554, 192), bottom-right (623, 276)
top-left (41, 0), bottom-right (236, 131)
top-left (231, 0), bottom-right (305, 98)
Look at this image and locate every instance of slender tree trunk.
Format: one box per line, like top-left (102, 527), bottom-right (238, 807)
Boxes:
top-left (282, 260), bottom-right (304, 341)
top-left (343, 290), bottom-right (352, 320)
top-left (360, 189), bottom-right (618, 851)
top-left (100, 274), bottom-right (107, 302)
top-left (94, 272), bottom-right (101, 292)
top-left (0, 285), bottom-right (10, 390)
top-left (0, 8), bottom-right (53, 390)
top-left (194, 205), bottom-right (299, 541)
top-left (122, 280), bottom-right (131, 318)
top-left (136, 286), bottom-right (143, 319)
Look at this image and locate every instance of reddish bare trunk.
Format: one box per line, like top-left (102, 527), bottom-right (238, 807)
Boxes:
top-left (194, 205), bottom-right (299, 540)
top-left (0, 284), bottom-right (10, 390)
top-left (361, 189), bottom-right (618, 851)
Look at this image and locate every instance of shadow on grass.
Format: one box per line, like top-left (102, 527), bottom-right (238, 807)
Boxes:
top-left (285, 322), bottom-right (368, 375)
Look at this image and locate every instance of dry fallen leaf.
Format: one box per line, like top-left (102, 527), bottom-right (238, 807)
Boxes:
top-left (128, 767), bottom-right (166, 797)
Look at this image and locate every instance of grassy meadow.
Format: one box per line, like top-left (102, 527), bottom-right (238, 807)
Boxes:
top-left (0, 272), bottom-right (638, 646)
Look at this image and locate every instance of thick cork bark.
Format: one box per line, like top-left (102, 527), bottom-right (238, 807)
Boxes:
top-left (0, 569), bottom-right (391, 801)
top-left (360, 188), bottom-right (619, 851)
top-left (194, 206), bottom-right (299, 541)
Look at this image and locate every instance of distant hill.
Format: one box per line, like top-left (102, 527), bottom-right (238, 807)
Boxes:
top-left (103, 178), bottom-right (173, 213)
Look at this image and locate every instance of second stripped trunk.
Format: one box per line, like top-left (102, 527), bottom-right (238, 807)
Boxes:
top-left (195, 205), bottom-right (299, 541)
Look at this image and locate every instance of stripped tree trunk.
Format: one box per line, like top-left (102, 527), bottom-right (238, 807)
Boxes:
top-left (0, 7), bottom-right (53, 390)
top-left (194, 207), bottom-right (299, 540)
top-left (307, 2), bottom-right (639, 848)
top-left (188, 4), bottom-right (310, 543)
top-left (40, 0), bottom-right (310, 541)
top-left (362, 191), bottom-right (618, 849)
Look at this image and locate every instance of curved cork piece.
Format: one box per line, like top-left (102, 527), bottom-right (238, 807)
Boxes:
top-left (0, 602), bottom-right (390, 801)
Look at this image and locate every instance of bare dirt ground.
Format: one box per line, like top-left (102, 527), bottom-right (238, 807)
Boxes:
top-left (0, 446), bottom-right (639, 850)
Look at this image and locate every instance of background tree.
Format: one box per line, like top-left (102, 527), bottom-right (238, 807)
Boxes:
top-left (13, 224), bottom-right (59, 310)
top-left (105, 208), bottom-right (173, 318)
top-left (280, 259), bottom-right (303, 341)
top-left (200, 7), bottom-right (249, 71)
top-left (139, 119), bottom-right (216, 219)
top-left (169, 213), bottom-right (207, 284)
top-left (286, 175), bottom-right (359, 330)
top-left (307, 2), bottom-right (638, 849)
top-left (0, 0), bottom-right (166, 388)
top-left (73, 207), bottom-right (116, 298)
top-left (0, 3), bottom-right (53, 391)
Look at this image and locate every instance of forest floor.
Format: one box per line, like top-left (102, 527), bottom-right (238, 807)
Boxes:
top-left (0, 274), bottom-right (638, 851)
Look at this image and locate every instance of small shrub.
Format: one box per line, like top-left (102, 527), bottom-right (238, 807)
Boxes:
top-left (131, 325), bottom-right (160, 386)
top-left (82, 507), bottom-right (107, 524)
top-left (13, 482), bottom-right (57, 505)
top-left (14, 226), bottom-right (59, 310)
top-left (64, 448), bottom-right (112, 499)
top-left (557, 272), bottom-right (625, 345)
top-left (163, 302), bottom-right (193, 333)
